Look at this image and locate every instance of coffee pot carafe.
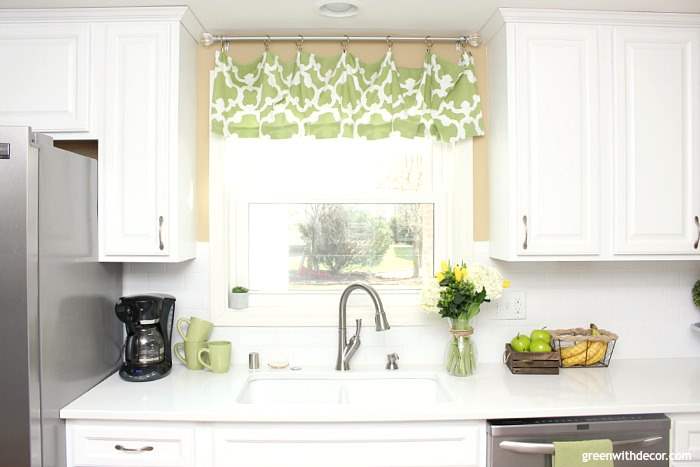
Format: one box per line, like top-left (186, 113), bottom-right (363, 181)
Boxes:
top-left (125, 326), bottom-right (165, 367)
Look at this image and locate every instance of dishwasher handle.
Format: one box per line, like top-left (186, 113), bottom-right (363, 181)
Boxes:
top-left (499, 436), bottom-right (663, 455)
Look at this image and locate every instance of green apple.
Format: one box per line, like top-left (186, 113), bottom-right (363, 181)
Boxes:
top-left (530, 328), bottom-right (551, 343)
top-left (510, 334), bottom-right (530, 352)
top-left (529, 340), bottom-right (552, 353)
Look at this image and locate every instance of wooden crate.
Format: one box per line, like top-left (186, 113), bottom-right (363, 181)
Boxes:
top-left (503, 344), bottom-right (561, 375)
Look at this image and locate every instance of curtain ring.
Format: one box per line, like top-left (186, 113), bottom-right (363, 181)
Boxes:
top-left (341, 35), bottom-right (350, 53)
top-left (296, 34), bottom-right (304, 52)
top-left (386, 35), bottom-right (393, 52)
top-left (264, 35), bottom-right (271, 52)
top-left (221, 40), bottom-right (230, 54)
top-left (424, 36), bottom-right (433, 53)
top-left (456, 36), bottom-right (466, 54)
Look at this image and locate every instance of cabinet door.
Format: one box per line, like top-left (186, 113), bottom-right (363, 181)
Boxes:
top-left (212, 422), bottom-right (485, 467)
top-left (0, 23), bottom-right (90, 132)
top-left (67, 421), bottom-right (195, 467)
top-left (613, 27), bottom-right (700, 255)
top-left (101, 22), bottom-right (170, 257)
top-left (514, 24), bottom-right (602, 256)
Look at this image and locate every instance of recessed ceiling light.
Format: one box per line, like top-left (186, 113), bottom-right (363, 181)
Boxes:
top-left (318, 1), bottom-right (359, 18)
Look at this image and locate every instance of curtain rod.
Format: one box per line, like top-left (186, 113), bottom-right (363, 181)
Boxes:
top-left (200, 32), bottom-right (482, 48)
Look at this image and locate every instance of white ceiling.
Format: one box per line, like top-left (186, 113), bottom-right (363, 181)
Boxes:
top-left (0, 0), bottom-right (699, 35)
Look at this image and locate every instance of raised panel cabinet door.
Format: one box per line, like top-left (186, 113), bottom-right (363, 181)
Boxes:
top-left (101, 22), bottom-right (170, 257)
top-left (0, 23), bottom-right (90, 132)
top-left (514, 23), bottom-right (602, 256)
top-left (613, 27), bottom-right (700, 255)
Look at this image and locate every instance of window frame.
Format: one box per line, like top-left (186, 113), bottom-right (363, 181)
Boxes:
top-left (209, 136), bottom-right (474, 327)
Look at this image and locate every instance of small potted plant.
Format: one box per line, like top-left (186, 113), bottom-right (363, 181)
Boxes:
top-left (229, 286), bottom-right (249, 310)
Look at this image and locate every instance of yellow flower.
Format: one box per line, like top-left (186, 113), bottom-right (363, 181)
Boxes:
top-left (503, 279), bottom-right (511, 289)
top-left (436, 272), bottom-right (445, 283)
top-left (454, 266), bottom-right (464, 282)
top-left (440, 260), bottom-right (450, 273)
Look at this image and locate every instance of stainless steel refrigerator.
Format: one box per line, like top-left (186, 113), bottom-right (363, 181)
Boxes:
top-left (0, 126), bottom-right (123, 467)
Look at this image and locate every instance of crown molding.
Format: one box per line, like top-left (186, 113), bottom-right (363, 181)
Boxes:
top-left (0, 6), bottom-right (204, 40)
top-left (481, 8), bottom-right (700, 43)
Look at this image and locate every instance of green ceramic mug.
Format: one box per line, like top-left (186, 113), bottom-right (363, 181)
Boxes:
top-left (176, 316), bottom-right (213, 342)
top-left (174, 341), bottom-right (208, 370)
top-left (197, 341), bottom-right (231, 373)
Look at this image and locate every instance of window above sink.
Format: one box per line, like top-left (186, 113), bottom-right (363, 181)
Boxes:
top-left (209, 136), bottom-right (475, 326)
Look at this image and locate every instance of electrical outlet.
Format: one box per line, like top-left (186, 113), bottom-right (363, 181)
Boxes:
top-left (493, 290), bottom-right (526, 320)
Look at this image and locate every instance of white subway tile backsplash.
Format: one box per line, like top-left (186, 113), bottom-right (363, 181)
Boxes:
top-left (122, 242), bottom-right (700, 368)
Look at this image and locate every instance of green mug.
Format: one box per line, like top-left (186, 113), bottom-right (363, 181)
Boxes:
top-left (174, 341), bottom-right (208, 370)
top-left (197, 341), bottom-right (231, 373)
top-left (177, 316), bottom-right (213, 342)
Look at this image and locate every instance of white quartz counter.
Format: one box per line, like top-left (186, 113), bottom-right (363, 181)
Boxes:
top-left (60, 358), bottom-right (700, 422)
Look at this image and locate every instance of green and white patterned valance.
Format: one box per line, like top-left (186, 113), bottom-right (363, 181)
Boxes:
top-left (211, 50), bottom-right (483, 143)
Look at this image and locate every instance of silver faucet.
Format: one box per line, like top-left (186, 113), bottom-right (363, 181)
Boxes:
top-left (335, 282), bottom-right (390, 371)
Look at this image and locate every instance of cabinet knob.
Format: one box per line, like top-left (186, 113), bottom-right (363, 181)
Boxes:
top-left (115, 444), bottom-right (154, 453)
top-left (158, 216), bottom-right (165, 251)
top-left (694, 215), bottom-right (699, 250)
top-left (522, 215), bottom-right (528, 250)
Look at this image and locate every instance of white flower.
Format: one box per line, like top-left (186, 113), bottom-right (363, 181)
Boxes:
top-left (467, 263), bottom-right (504, 301)
top-left (421, 277), bottom-right (443, 313)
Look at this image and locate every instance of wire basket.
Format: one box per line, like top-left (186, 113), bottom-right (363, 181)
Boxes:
top-left (550, 325), bottom-right (618, 368)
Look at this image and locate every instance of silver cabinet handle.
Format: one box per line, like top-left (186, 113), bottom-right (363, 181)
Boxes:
top-left (114, 444), bottom-right (154, 453)
top-left (158, 216), bottom-right (164, 251)
top-left (694, 216), bottom-right (699, 250)
top-left (522, 215), bottom-right (528, 250)
top-left (499, 436), bottom-right (662, 455)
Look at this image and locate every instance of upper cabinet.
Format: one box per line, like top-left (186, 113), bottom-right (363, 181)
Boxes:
top-left (0, 21), bottom-right (92, 137)
top-left (484, 9), bottom-right (700, 261)
top-left (99, 15), bottom-right (199, 262)
top-left (514, 23), bottom-right (602, 256)
top-left (612, 27), bottom-right (700, 255)
top-left (0, 8), bottom-right (202, 262)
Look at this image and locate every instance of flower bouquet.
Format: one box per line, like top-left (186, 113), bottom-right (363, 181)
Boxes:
top-left (422, 260), bottom-right (509, 376)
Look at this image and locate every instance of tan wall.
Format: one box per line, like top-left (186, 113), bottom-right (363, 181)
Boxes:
top-left (196, 42), bottom-right (489, 242)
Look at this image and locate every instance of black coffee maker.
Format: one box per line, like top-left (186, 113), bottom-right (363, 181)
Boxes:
top-left (115, 294), bottom-right (176, 382)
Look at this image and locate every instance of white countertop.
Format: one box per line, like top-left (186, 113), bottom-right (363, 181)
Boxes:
top-left (60, 358), bottom-right (700, 422)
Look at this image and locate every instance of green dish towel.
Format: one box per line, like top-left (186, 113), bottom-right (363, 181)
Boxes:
top-left (553, 439), bottom-right (614, 467)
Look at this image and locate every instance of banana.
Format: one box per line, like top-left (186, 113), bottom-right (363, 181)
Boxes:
top-left (561, 324), bottom-right (608, 367)
top-left (560, 341), bottom-right (589, 359)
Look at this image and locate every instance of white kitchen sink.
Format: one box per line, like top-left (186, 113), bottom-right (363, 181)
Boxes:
top-left (237, 373), bottom-right (452, 405)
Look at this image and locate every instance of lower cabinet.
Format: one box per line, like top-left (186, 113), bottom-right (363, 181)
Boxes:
top-left (670, 414), bottom-right (700, 463)
top-left (66, 419), bottom-right (487, 467)
top-left (66, 421), bottom-right (195, 467)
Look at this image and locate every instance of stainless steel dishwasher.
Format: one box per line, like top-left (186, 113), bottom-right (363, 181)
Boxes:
top-left (488, 414), bottom-right (670, 467)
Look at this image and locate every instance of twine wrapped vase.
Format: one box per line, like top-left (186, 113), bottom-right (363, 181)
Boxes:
top-left (446, 312), bottom-right (477, 377)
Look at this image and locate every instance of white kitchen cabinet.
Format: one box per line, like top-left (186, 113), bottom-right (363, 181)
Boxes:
top-left (67, 421), bottom-right (196, 467)
top-left (212, 421), bottom-right (486, 467)
top-left (98, 14), bottom-right (198, 262)
top-left (612, 27), bottom-right (700, 255)
top-left (0, 8), bottom-right (200, 262)
top-left (485, 9), bottom-right (700, 261)
top-left (0, 21), bottom-right (93, 137)
top-left (513, 23), bottom-right (602, 256)
top-left (670, 414), bottom-right (700, 462)
top-left (65, 420), bottom-right (487, 467)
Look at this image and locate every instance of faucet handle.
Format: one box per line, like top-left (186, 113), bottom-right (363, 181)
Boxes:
top-left (386, 352), bottom-right (399, 370)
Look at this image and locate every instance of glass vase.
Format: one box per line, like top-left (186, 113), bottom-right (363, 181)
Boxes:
top-left (445, 314), bottom-right (477, 377)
